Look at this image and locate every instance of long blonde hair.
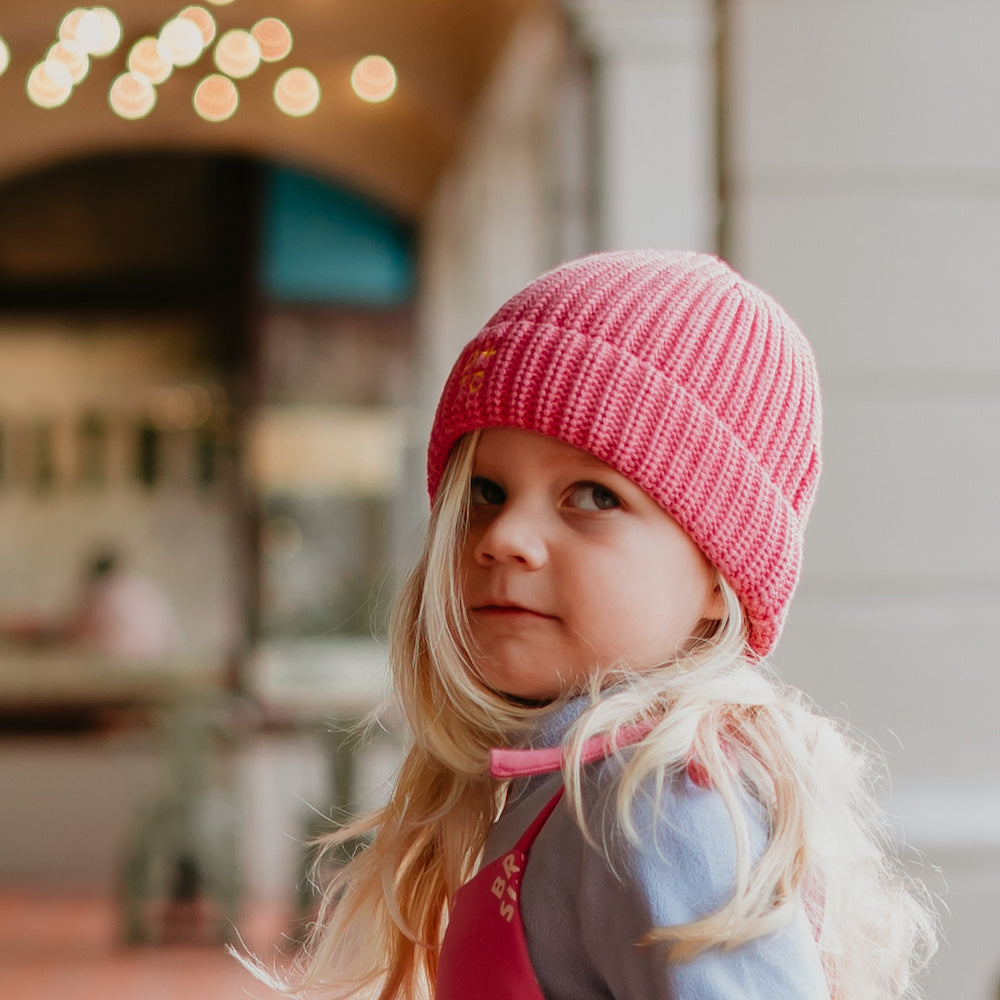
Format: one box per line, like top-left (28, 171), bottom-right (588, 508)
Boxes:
top-left (255, 431), bottom-right (937, 1000)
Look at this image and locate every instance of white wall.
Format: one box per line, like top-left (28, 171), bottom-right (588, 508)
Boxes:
top-left (416, 3), bottom-right (585, 417)
top-left (568, 0), bottom-right (718, 251)
top-left (726, 3), bottom-right (1000, 997)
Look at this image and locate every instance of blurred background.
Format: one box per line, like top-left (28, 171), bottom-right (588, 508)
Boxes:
top-left (0, 1), bottom-right (996, 997)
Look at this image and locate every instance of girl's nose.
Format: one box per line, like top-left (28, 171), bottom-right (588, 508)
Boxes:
top-left (472, 503), bottom-right (547, 569)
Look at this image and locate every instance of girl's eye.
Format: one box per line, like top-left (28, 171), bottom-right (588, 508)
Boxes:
top-left (568, 483), bottom-right (620, 511)
top-left (470, 477), bottom-right (506, 505)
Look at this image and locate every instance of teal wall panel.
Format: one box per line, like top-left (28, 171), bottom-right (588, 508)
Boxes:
top-left (260, 166), bottom-right (414, 305)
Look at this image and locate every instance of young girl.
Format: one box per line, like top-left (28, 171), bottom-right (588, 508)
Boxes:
top-left (261, 250), bottom-right (936, 999)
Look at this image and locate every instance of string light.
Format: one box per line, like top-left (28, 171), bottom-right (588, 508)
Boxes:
top-left (159, 16), bottom-right (204, 67)
top-left (27, 58), bottom-right (74, 108)
top-left (178, 6), bottom-right (217, 48)
top-left (214, 29), bottom-right (261, 79)
top-left (274, 67), bottom-right (320, 117)
top-left (109, 70), bottom-right (156, 119)
top-left (193, 73), bottom-right (238, 121)
top-left (74, 9), bottom-right (104, 52)
top-left (47, 41), bottom-right (90, 84)
top-left (350, 55), bottom-right (396, 103)
top-left (93, 7), bottom-right (123, 56)
top-left (76, 7), bottom-right (121, 57)
top-left (128, 36), bottom-right (173, 85)
top-left (18, 7), bottom-right (320, 122)
top-left (251, 17), bottom-right (292, 62)
top-left (58, 9), bottom-right (88, 45)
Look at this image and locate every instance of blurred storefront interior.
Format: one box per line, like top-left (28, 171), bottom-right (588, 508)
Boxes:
top-left (0, 2), bottom-right (998, 998)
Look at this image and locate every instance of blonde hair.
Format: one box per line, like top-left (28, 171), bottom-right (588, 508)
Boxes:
top-left (252, 431), bottom-right (937, 1000)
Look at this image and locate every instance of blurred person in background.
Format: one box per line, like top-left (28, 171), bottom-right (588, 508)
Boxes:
top-left (2, 547), bottom-right (180, 663)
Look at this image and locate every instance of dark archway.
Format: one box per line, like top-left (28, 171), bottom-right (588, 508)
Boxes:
top-left (0, 150), bottom-right (415, 717)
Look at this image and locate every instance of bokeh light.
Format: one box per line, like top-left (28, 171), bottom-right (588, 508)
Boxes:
top-left (109, 70), bottom-right (156, 119)
top-left (350, 54), bottom-right (397, 103)
top-left (93, 7), bottom-right (123, 56)
top-left (274, 67), bottom-right (320, 117)
top-left (0, 36), bottom-right (10, 78)
top-left (159, 16), bottom-right (204, 67)
top-left (77, 7), bottom-right (122, 57)
top-left (128, 36), bottom-right (173, 85)
top-left (75, 10), bottom-right (103, 52)
top-left (179, 6), bottom-right (217, 48)
top-left (23, 7), bottom-right (318, 121)
top-left (252, 17), bottom-right (292, 62)
top-left (26, 59), bottom-right (74, 109)
top-left (193, 73), bottom-right (239, 122)
top-left (47, 41), bottom-right (90, 85)
top-left (58, 10), bottom-right (87, 45)
top-left (214, 29), bottom-right (261, 79)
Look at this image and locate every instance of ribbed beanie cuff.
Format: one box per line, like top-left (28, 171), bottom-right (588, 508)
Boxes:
top-left (427, 251), bottom-right (822, 658)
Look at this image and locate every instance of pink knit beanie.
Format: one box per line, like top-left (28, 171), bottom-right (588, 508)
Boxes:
top-left (427, 250), bottom-right (821, 657)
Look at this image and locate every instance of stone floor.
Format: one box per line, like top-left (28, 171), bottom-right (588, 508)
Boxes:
top-left (0, 889), bottom-right (294, 1000)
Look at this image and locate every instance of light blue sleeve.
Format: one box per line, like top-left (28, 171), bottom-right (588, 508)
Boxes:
top-left (573, 767), bottom-right (830, 1000)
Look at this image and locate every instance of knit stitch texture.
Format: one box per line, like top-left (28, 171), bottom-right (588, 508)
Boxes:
top-left (427, 250), bottom-right (822, 657)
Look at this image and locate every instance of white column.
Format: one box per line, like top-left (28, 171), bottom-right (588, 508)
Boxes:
top-left (727, 3), bottom-right (1000, 997)
top-left (567, 0), bottom-right (718, 251)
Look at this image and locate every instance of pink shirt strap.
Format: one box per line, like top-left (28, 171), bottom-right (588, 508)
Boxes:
top-left (489, 721), bottom-right (655, 779)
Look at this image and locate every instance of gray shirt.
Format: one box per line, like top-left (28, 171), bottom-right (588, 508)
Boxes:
top-left (481, 700), bottom-right (829, 1000)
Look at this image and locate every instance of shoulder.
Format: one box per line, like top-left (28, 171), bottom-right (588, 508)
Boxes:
top-left (518, 755), bottom-right (828, 1000)
top-left (581, 754), bottom-right (769, 925)
top-left (489, 749), bottom-right (768, 921)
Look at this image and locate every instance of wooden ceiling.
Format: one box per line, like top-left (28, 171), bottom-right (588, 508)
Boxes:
top-left (0, 0), bottom-right (541, 219)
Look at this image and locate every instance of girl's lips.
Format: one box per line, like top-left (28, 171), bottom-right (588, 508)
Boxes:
top-left (473, 604), bottom-right (554, 619)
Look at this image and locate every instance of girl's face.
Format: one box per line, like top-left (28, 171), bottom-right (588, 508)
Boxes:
top-left (460, 428), bottom-right (720, 702)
